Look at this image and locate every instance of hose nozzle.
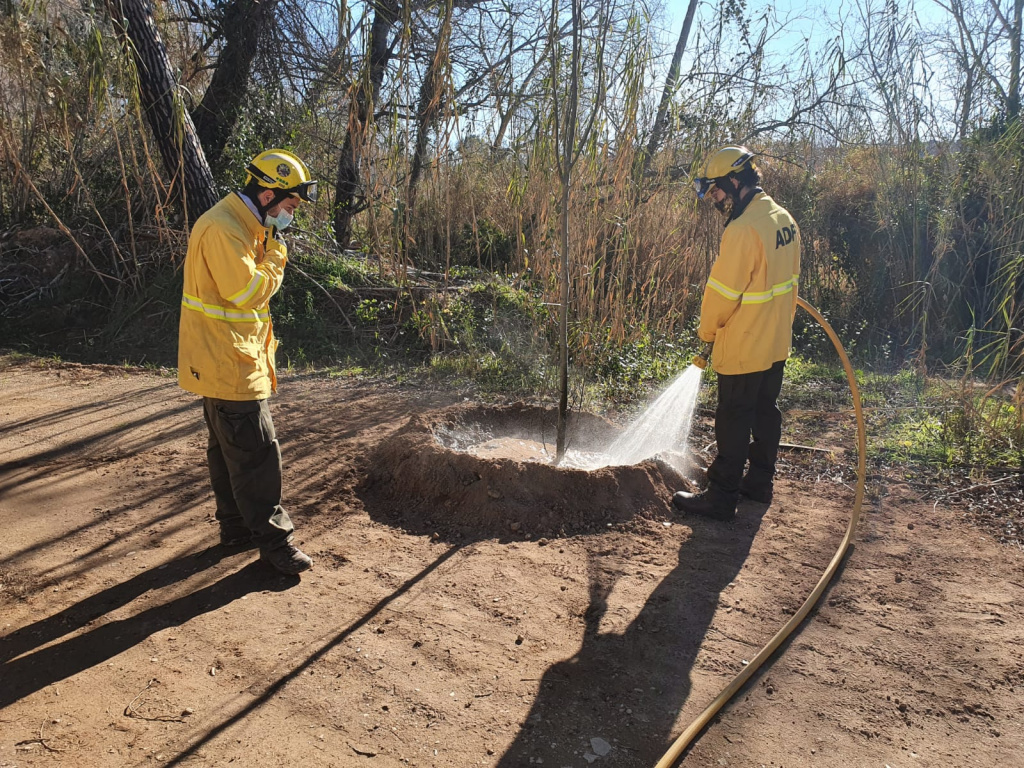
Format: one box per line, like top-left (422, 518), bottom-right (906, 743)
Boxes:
top-left (692, 343), bottom-right (712, 370)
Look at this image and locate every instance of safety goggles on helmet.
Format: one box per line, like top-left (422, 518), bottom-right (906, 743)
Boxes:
top-left (290, 180), bottom-right (319, 203)
top-left (693, 177), bottom-right (722, 200)
top-left (245, 163), bottom-right (320, 203)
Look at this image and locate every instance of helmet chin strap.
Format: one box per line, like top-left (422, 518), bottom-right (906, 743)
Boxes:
top-left (253, 188), bottom-right (291, 223)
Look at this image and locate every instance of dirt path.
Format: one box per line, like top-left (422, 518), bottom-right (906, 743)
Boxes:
top-left (1, 357), bottom-right (1021, 768)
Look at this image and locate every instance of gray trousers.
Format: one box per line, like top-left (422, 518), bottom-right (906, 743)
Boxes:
top-left (202, 397), bottom-right (294, 549)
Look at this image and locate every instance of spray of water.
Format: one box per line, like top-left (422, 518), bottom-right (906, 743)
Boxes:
top-left (582, 363), bottom-right (706, 470)
top-left (435, 363), bottom-right (706, 471)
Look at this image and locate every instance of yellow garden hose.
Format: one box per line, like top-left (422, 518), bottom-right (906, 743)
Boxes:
top-left (654, 296), bottom-right (868, 768)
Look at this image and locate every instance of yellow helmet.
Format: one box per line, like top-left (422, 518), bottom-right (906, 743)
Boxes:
top-left (693, 145), bottom-right (756, 199)
top-left (245, 149), bottom-right (318, 203)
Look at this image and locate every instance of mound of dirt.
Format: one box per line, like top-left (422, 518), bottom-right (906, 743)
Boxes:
top-left (358, 402), bottom-right (702, 540)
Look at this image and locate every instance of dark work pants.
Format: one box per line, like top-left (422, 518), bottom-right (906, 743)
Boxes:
top-left (203, 397), bottom-right (293, 550)
top-left (706, 360), bottom-right (786, 496)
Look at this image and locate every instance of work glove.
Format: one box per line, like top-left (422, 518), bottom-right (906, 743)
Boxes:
top-left (265, 227), bottom-right (288, 262)
top-left (692, 341), bottom-right (712, 370)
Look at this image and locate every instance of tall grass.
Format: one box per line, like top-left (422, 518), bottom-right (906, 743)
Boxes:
top-left (1, 1), bottom-right (180, 297)
top-left (3, 0), bottom-right (1024, 398)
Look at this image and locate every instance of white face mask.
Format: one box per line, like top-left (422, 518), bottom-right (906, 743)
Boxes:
top-left (265, 209), bottom-right (294, 231)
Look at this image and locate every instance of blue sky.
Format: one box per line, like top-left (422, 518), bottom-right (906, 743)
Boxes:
top-left (663, 0), bottom-right (950, 42)
top-left (654, 0), bottom-right (966, 138)
top-left (662, 0), bottom-right (948, 47)
top-left (662, 0), bottom-right (837, 44)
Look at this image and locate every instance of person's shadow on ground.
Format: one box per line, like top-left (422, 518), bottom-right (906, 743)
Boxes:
top-left (495, 504), bottom-right (767, 767)
top-left (0, 546), bottom-right (296, 709)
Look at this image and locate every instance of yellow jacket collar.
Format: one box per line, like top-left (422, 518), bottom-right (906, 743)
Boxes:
top-left (226, 192), bottom-right (269, 238)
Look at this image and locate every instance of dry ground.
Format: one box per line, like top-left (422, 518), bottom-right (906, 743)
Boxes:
top-left (1, 356), bottom-right (1021, 768)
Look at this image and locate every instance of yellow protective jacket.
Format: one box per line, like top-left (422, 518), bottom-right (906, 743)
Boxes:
top-left (177, 193), bottom-right (287, 400)
top-left (698, 190), bottom-right (800, 375)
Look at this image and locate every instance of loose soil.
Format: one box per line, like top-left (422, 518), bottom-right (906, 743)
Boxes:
top-left (1, 356), bottom-right (1021, 768)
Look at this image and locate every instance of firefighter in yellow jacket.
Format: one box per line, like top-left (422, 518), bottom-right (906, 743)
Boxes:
top-left (178, 149), bottom-right (317, 574)
top-left (673, 146), bottom-right (800, 521)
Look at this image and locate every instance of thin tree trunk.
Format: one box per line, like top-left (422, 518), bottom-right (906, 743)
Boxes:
top-left (640, 0), bottom-right (698, 178)
top-left (107, 0), bottom-right (218, 222)
top-left (556, 173), bottom-right (571, 462)
top-left (960, 65), bottom-right (975, 141)
top-left (491, 40), bottom-right (553, 149)
top-left (555, 0), bottom-right (582, 463)
top-left (333, 0), bottom-right (400, 249)
top-left (408, 0), bottom-right (453, 214)
top-left (305, 0), bottom-right (353, 110)
top-left (1009, 0), bottom-right (1023, 119)
top-left (191, 0), bottom-right (282, 172)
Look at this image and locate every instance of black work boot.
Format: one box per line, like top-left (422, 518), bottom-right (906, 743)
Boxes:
top-left (739, 468), bottom-right (774, 504)
top-left (219, 524), bottom-right (253, 547)
top-left (261, 542), bottom-right (313, 575)
top-left (672, 485), bottom-right (738, 521)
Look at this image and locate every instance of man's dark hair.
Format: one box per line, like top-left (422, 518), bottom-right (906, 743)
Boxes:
top-left (242, 179), bottom-right (266, 201)
top-left (733, 163), bottom-right (762, 189)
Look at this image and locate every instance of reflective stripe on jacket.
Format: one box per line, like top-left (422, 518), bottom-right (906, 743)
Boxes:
top-left (698, 191), bottom-right (800, 375)
top-left (177, 193), bottom-right (287, 400)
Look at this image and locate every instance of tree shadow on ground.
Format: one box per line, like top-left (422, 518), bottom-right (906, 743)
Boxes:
top-left (160, 544), bottom-right (463, 768)
top-left (0, 546), bottom-right (241, 664)
top-left (0, 457), bottom-right (213, 585)
top-left (495, 504), bottom-right (767, 767)
top-left (0, 552), bottom-right (296, 709)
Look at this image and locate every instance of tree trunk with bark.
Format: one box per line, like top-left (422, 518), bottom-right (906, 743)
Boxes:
top-left (1008, 0), bottom-right (1023, 119)
top-left (333, 0), bottom-right (400, 249)
top-left (640, 0), bottom-right (698, 179)
top-left (191, 0), bottom-right (283, 173)
top-left (407, 2), bottom-right (453, 216)
top-left (107, 0), bottom-right (218, 222)
top-left (554, 0), bottom-right (583, 464)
